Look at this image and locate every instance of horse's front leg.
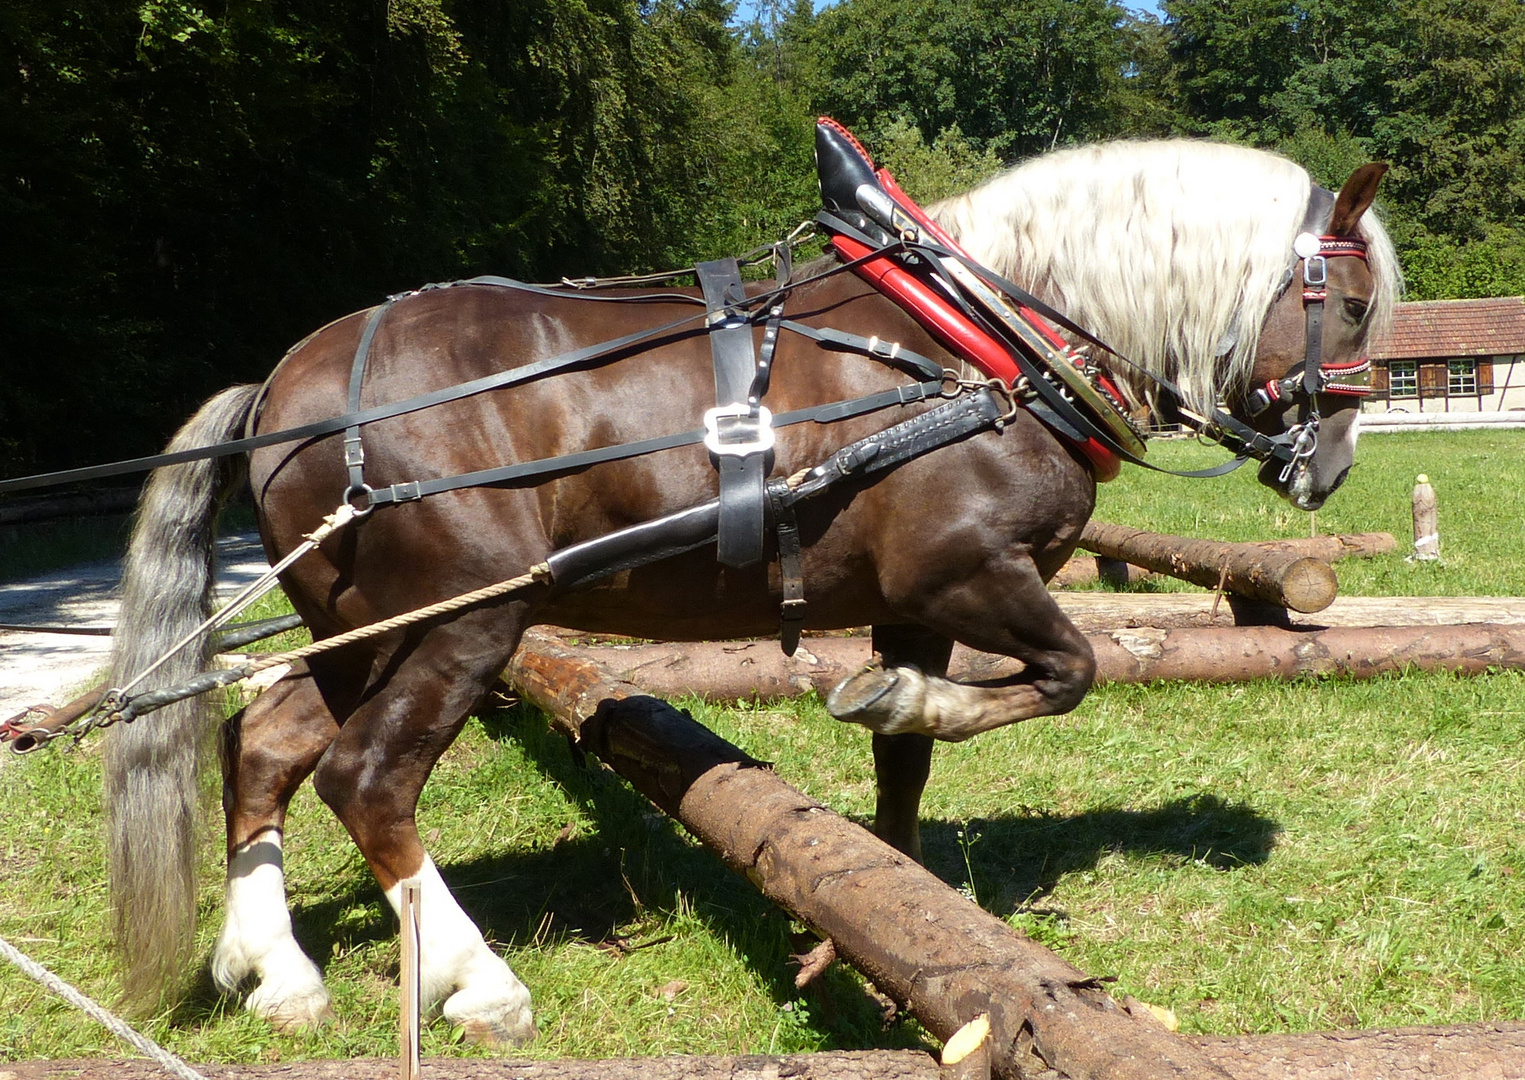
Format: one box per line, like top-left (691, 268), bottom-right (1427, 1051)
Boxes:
top-left (214, 666), bottom-right (342, 1030)
top-left (831, 554), bottom-right (1095, 742)
top-left (309, 618), bottom-right (537, 1047)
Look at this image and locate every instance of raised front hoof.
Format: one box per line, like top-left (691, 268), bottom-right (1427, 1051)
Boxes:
top-left (827, 664), bottom-right (930, 736)
top-left (443, 984), bottom-right (538, 1048)
top-left (246, 985), bottom-right (335, 1032)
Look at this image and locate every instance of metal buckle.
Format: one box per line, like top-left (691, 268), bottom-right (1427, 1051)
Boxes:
top-left (1303, 255), bottom-right (1328, 287)
top-left (703, 404), bottom-right (774, 457)
top-left (343, 435), bottom-right (365, 469)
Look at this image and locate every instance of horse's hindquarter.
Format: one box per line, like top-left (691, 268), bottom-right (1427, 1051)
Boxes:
top-left (249, 276), bottom-right (1096, 641)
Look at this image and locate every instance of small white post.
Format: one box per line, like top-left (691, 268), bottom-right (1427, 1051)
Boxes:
top-left (400, 878), bottom-right (422, 1080)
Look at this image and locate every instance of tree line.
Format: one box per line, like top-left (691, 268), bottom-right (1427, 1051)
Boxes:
top-left (2, 0), bottom-right (1522, 474)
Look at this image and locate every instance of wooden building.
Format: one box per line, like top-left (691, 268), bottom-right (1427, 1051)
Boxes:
top-left (1364, 296), bottom-right (1525, 412)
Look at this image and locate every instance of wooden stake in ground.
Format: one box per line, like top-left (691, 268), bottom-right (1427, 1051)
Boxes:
top-left (399, 879), bottom-right (421, 1080)
top-left (1411, 474), bottom-right (1440, 560)
top-left (1078, 522), bottom-right (1339, 612)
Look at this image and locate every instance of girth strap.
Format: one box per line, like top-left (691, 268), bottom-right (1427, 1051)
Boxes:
top-left (698, 258), bottom-right (770, 569)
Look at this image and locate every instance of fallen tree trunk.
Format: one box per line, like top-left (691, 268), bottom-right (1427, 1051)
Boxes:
top-left (558, 622), bottom-right (1525, 702)
top-left (1248, 531), bottom-right (1395, 561)
top-left (505, 630), bottom-right (1234, 1080)
top-left (1052, 593), bottom-right (1525, 632)
top-left (1077, 523), bottom-right (1338, 612)
top-left (1052, 532), bottom-right (1395, 591)
top-left (14, 1021), bottom-right (1525, 1078)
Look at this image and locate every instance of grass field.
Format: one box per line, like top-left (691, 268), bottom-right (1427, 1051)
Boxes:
top-left (3, 428), bottom-right (1525, 1064)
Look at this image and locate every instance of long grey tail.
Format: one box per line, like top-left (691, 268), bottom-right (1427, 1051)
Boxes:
top-left (102, 383), bottom-right (261, 1013)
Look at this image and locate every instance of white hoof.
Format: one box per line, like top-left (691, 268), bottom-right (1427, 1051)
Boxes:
top-left (247, 982), bottom-right (335, 1032)
top-left (441, 961), bottom-right (537, 1046)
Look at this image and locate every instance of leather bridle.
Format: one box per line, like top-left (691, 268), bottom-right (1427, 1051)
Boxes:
top-left (1237, 194), bottom-right (1374, 483)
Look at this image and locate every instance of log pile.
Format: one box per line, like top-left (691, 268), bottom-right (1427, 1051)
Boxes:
top-left (505, 630), bottom-right (1232, 1080)
top-left (495, 633), bottom-right (1525, 1080)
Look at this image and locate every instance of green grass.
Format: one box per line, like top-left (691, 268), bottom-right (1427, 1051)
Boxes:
top-left (1091, 429), bottom-right (1525, 595)
top-left (4, 428), bottom-right (1525, 1063)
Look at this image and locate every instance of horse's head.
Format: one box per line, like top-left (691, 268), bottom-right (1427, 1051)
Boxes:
top-left (1235, 163), bottom-right (1390, 511)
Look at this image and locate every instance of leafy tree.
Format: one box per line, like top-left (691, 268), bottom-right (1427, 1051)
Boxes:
top-left (806, 0), bottom-right (1139, 158)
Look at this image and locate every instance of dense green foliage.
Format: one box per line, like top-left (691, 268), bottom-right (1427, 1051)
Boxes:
top-left (4, 0), bottom-right (1524, 476)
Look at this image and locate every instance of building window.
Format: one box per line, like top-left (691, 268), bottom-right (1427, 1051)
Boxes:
top-left (1389, 360), bottom-right (1418, 398)
top-left (1449, 359), bottom-right (1478, 396)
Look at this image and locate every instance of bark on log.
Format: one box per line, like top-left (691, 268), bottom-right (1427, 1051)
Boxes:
top-left (1052, 593), bottom-right (1525, 632)
top-left (559, 622), bottom-right (1525, 702)
top-left (1050, 533), bottom-right (1394, 592)
top-left (504, 629), bottom-right (1235, 1080)
top-left (1077, 523), bottom-right (1338, 612)
top-left (10, 1023), bottom-right (1525, 1080)
top-left (1248, 532), bottom-right (1395, 561)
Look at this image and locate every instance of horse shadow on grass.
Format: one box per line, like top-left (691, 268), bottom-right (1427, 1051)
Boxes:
top-left (173, 701), bottom-right (1279, 1046)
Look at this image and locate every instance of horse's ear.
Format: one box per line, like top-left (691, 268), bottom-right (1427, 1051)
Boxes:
top-left (1329, 163), bottom-right (1388, 234)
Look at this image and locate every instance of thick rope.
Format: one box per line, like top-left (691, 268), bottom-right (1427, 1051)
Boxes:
top-left (0, 932), bottom-right (209, 1080)
top-left (238, 562), bottom-right (552, 677)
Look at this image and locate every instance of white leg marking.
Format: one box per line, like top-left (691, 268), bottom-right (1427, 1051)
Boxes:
top-left (212, 830), bottom-right (333, 1030)
top-left (385, 854), bottom-right (537, 1046)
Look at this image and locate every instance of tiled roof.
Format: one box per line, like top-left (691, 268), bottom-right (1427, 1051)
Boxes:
top-left (1368, 297), bottom-right (1525, 361)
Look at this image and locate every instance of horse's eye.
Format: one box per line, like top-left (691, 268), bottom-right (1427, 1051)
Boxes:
top-left (1343, 297), bottom-right (1370, 324)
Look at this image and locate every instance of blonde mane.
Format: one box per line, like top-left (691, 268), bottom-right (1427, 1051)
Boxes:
top-left (929, 140), bottom-right (1401, 415)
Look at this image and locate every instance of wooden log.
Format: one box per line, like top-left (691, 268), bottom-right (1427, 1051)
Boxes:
top-left (1050, 533), bottom-right (1394, 592)
top-left (1052, 593), bottom-right (1525, 633)
top-left (1249, 532), bottom-right (1395, 561)
top-left (504, 629), bottom-right (1234, 1080)
top-left (560, 621), bottom-right (1525, 702)
top-left (1077, 523), bottom-right (1338, 612)
top-left (11, 1021), bottom-right (1525, 1079)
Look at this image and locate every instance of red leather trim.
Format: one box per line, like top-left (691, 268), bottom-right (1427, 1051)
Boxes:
top-left (830, 232), bottom-right (1122, 480)
top-left (831, 233), bottom-right (1021, 383)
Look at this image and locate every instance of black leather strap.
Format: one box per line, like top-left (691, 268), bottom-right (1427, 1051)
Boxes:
top-left (698, 258), bottom-right (769, 569)
top-left (364, 381), bottom-right (943, 507)
top-left (343, 303), bottom-right (390, 497)
top-left (768, 477), bottom-right (806, 656)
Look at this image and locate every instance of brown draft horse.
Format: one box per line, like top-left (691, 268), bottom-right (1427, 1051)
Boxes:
top-left (101, 141), bottom-right (1397, 1042)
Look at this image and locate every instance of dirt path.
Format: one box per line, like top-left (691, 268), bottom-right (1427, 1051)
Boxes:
top-left (0, 533), bottom-right (272, 726)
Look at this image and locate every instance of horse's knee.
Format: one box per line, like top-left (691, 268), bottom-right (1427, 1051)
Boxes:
top-left (1040, 641), bottom-right (1096, 714)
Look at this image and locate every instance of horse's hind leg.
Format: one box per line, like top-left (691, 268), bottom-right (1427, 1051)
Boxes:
top-left (310, 615), bottom-right (536, 1047)
top-left (214, 664), bottom-right (344, 1030)
top-left (867, 624), bottom-right (952, 861)
top-left (832, 557), bottom-right (1095, 742)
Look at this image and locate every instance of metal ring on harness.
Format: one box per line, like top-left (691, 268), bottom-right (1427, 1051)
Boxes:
top-left (344, 483), bottom-right (376, 517)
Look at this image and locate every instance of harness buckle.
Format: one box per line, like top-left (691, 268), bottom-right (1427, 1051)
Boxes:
top-left (703, 403), bottom-right (775, 457)
top-left (1303, 254), bottom-right (1328, 287)
top-left (343, 435), bottom-right (366, 470)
